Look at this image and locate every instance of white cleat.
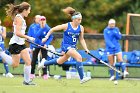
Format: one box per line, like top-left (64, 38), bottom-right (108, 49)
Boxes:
top-left (5, 73), bottom-right (14, 78)
top-left (123, 71), bottom-right (129, 77)
top-left (80, 77), bottom-right (91, 84)
top-left (37, 58), bottom-right (46, 71)
top-left (109, 75), bottom-right (115, 81)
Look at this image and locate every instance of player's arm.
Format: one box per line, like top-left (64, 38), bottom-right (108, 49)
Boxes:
top-left (42, 23), bottom-right (67, 43)
top-left (79, 25), bottom-right (89, 53)
top-left (114, 27), bottom-right (122, 40)
top-left (14, 17), bottom-right (34, 40)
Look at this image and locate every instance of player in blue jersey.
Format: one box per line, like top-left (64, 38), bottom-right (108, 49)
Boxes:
top-left (27, 15), bottom-right (41, 79)
top-left (0, 19), bottom-right (14, 78)
top-left (31, 16), bottom-right (53, 80)
top-left (38, 7), bottom-right (91, 84)
top-left (103, 19), bottom-right (129, 84)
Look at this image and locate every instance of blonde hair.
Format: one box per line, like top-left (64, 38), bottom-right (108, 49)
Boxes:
top-left (6, 2), bottom-right (30, 18)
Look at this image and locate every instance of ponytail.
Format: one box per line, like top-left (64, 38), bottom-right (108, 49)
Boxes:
top-left (6, 2), bottom-right (30, 18)
top-left (62, 7), bottom-right (76, 16)
top-left (62, 7), bottom-right (82, 20)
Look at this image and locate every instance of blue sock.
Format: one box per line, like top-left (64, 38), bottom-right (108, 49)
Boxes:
top-left (3, 63), bottom-right (9, 74)
top-left (115, 67), bottom-right (119, 80)
top-left (76, 62), bottom-right (84, 80)
top-left (119, 62), bottom-right (126, 72)
top-left (44, 58), bottom-right (58, 66)
top-left (109, 69), bottom-right (114, 77)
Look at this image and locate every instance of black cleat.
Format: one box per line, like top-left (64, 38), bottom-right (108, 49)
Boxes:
top-left (23, 81), bottom-right (36, 86)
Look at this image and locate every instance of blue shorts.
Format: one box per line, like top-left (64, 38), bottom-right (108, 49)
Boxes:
top-left (61, 44), bottom-right (76, 53)
top-left (106, 48), bottom-right (122, 55)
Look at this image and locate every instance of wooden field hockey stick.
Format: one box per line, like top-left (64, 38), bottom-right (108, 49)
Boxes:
top-left (26, 39), bottom-right (63, 56)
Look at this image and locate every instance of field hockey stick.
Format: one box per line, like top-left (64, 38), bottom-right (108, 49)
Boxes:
top-left (85, 51), bottom-right (124, 76)
top-left (26, 39), bottom-right (63, 56)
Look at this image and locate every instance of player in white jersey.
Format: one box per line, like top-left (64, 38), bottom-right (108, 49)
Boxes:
top-left (5, 2), bottom-right (35, 85)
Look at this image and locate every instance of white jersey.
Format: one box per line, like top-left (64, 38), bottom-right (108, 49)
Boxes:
top-left (9, 14), bottom-right (26, 45)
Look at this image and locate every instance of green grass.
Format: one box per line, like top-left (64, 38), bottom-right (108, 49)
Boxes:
top-left (0, 63), bottom-right (140, 93)
top-left (0, 76), bottom-right (140, 93)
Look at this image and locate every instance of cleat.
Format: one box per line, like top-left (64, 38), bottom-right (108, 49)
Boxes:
top-left (30, 74), bottom-right (35, 79)
top-left (43, 74), bottom-right (48, 80)
top-left (23, 81), bottom-right (36, 85)
top-left (109, 75), bottom-right (115, 81)
top-left (80, 77), bottom-right (91, 84)
top-left (123, 71), bottom-right (129, 78)
top-left (37, 58), bottom-right (46, 71)
top-left (5, 73), bottom-right (14, 78)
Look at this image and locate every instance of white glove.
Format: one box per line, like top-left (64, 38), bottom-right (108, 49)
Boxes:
top-left (28, 37), bottom-right (35, 41)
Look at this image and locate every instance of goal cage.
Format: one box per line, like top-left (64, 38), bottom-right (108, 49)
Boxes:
top-left (125, 13), bottom-right (140, 52)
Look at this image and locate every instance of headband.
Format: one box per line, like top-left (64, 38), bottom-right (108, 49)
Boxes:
top-left (71, 13), bottom-right (82, 20)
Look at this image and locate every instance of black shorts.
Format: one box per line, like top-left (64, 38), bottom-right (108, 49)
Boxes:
top-left (9, 43), bottom-right (26, 54)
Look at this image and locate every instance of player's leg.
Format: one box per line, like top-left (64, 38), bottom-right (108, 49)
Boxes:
top-left (41, 48), bottom-right (48, 80)
top-left (117, 52), bottom-right (129, 77)
top-left (38, 53), bottom-right (69, 70)
top-left (67, 48), bottom-right (91, 83)
top-left (3, 59), bottom-right (14, 78)
top-left (30, 48), bottom-right (40, 79)
top-left (108, 55), bottom-right (115, 81)
top-left (0, 51), bottom-right (13, 65)
top-left (21, 48), bottom-right (36, 85)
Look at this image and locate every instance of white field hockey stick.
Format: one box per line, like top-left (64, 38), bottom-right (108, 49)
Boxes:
top-left (26, 39), bottom-right (63, 56)
top-left (86, 51), bottom-right (124, 76)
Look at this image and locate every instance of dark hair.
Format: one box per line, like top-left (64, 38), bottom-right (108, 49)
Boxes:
top-left (6, 2), bottom-right (30, 18)
top-left (62, 7), bottom-right (81, 17)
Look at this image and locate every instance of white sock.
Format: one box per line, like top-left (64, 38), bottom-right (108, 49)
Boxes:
top-left (24, 65), bottom-right (31, 83)
top-left (0, 52), bottom-right (13, 65)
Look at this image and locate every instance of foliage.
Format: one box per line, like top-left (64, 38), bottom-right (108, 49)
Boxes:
top-left (0, 0), bottom-right (140, 34)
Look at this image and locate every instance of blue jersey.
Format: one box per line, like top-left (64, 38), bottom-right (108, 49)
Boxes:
top-left (35, 24), bottom-right (53, 47)
top-left (0, 26), bottom-right (5, 50)
top-left (61, 22), bottom-right (81, 52)
top-left (27, 23), bottom-right (40, 49)
top-left (103, 26), bottom-right (122, 52)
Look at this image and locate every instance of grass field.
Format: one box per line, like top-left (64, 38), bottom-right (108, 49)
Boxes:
top-left (0, 76), bottom-right (140, 93)
top-left (0, 63), bottom-right (140, 93)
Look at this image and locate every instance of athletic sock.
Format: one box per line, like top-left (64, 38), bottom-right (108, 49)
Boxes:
top-left (0, 52), bottom-right (12, 65)
top-left (119, 62), bottom-right (126, 72)
top-left (44, 58), bottom-right (58, 66)
top-left (109, 69), bottom-right (114, 77)
top-left (3, 63), bottom-right (9, 74)
top-left (115, 67), bottom-right (120, 80)
top-left (76, 62), bottom-right (84, 80)
top-left (24, 65), bottom-right (31, 83)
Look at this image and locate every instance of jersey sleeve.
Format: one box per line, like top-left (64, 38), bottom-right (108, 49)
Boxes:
top-left (114, 27), bottom-right (122, 40)
top-left (45, 34), bottom-right (54, 46)
top-left (27, 25), bottom-right (33, 37)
